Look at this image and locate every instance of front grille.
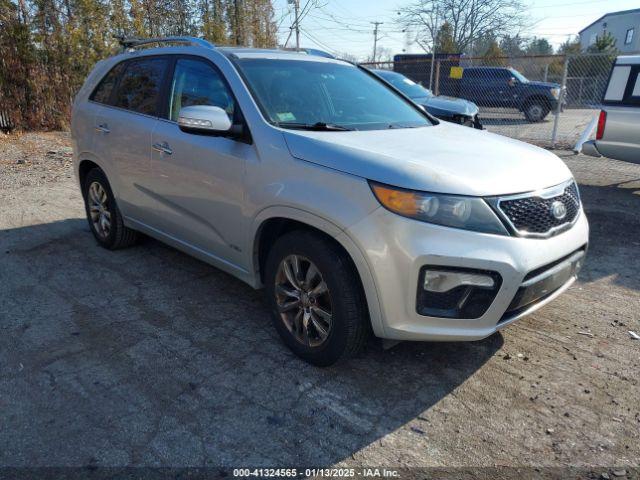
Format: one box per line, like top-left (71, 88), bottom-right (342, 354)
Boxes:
top-left (497, 181), bottom-right (580, 237)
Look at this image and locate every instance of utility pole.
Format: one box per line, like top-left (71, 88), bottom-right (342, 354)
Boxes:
top-left (371, 21), bottom-right (383, 62)
top-left (294, 0), bottom-right (301, 50)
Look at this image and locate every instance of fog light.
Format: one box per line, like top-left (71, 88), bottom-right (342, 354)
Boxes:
top-left (423, 270), bottom-right (495, 292)
top-left (417, 267), bottom-right (502, 319)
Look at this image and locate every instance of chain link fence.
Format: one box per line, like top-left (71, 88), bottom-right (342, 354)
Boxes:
top-left (362, 53), bottom-right (625, 148)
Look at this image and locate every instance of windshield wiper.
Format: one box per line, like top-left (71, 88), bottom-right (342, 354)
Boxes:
top-left (277, 121), bottom-right (354, 131)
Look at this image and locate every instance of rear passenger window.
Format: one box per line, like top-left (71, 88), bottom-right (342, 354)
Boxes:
top-left (114, 58), bottom-right (168, 116)
top-left (90, 63), bottom-right (125, 105)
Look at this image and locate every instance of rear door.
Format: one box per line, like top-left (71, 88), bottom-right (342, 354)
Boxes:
top-left (93, 56), bottom-right (169, 220)
top-left (598, 63), bottom-right (640, 163)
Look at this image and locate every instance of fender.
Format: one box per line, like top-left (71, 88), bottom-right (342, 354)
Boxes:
top-left (75, 151), bottom-right (121, 199)
top-left (250, 205), bottom-right (386, 338)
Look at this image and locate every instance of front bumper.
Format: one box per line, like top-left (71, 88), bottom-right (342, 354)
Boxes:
top-left (344, 206), bottom-right (589, 341)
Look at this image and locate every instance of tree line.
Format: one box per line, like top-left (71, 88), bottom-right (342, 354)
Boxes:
top-left (398, 0), bottom-right (620, 59)
top-left (0, 0), bottom-right (277, 130)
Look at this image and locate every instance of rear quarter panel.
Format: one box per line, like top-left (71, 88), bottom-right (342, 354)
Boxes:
top-left (597, 106), bottom-right (640, 164)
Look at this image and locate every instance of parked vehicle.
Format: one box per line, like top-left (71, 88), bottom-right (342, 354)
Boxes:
top-left (71, 37), bottom-right (589, 366)
top-left (458, 67), bottom-right (564, 122)
top-left (581, 55), bottom-right (640, 164)
top-left (372, 69), bottom-right (482, 128)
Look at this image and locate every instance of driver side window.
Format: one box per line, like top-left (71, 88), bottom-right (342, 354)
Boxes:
top-left (167, 58), bottom-right (235, 122)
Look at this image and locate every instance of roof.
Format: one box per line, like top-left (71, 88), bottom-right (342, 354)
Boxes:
top-left (617, 54), bottom-right (640, 65)
top-left (218, 47), bottom-right (338, 62)
top-left (219, 47), bottom-right (343, 63)
top-left (579, 8), bottom-right (640, 34)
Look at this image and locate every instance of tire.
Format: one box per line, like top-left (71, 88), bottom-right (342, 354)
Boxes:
top-left (83, 168), bottom-right (139, 250)
top-left (524, 101), bottom-right (550, 122)
top-left (264, 230), bottom-right (369, 366)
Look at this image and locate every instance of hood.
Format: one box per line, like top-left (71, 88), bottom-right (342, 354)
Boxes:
top-left (282, 122), bottom-right (572, 196)
top-left (525, 80), bottom-right (560, 89)
top-left (420, 95), bottom-right (479, 117)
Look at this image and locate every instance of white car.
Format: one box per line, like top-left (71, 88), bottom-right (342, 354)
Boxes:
top-left (71, 37), bottom-right (589, 366)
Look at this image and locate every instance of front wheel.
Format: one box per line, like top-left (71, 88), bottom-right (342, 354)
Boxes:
top-left (524, 102), bottom-right (550, 122)
top-left (264, 231), bottom-right (369, 366)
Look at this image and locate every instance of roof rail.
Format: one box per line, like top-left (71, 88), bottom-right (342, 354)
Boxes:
top-left (116, 36), bottom-right (215, 52)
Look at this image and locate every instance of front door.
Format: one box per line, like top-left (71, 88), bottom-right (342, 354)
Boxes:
top-left (149, 56), bottom-right (255, 270)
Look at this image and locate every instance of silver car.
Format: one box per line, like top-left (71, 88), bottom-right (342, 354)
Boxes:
top-left (71, 37), bottom-right (589, 366)
top-left (582, 54), bottom-right (640, 163)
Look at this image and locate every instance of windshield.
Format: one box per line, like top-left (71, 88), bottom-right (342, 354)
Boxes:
top-left (378, 72), bottom-right (433, 99)
top-left (235, 59), bottom-right (431, 131)
top-left (509, 68), bottom-right (529, 83)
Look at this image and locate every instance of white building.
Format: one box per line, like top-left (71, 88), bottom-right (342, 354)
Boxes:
top-left (579, 8), bottom-right (640, 53)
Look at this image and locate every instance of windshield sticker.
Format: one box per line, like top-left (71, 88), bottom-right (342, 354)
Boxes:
top-left (276, 112), bottom-right (296, 122)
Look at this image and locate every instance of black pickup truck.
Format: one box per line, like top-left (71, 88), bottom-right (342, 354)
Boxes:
top-left (457, 67), bottom-right (563, 122)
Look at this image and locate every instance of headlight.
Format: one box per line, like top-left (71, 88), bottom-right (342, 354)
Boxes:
top-left (551, 88), bottom-right (560, 99)
top-left (370, 182), bottom-right (508, 235)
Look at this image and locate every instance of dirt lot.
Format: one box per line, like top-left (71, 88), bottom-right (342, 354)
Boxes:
top-left (1, 132), bottom-right (639, 475)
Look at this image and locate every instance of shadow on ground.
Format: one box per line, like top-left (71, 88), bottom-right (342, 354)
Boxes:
top-left (577, 181), bottom-right (640, 292)
top-left (0, 218), bottom-right (502, 467)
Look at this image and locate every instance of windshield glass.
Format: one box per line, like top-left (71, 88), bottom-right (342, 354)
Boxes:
top-left (235, 59), bottom-right (431, 131)
top-left (378, 72), bottom-right (432, 99)
top-left (509, 68), bottom-right (529, 83)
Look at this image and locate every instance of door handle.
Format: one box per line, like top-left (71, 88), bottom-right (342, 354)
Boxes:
top-left (95, 123), bottom-right (110, 134)
top-left (152, 142), bottom-right (173, 155)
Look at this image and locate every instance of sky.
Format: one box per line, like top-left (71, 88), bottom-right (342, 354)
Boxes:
top-left (272, 0), bottom-right (640, 59)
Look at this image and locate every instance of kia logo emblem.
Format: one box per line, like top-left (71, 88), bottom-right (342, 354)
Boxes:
top-left (550, 201), bottom-right (567, 220)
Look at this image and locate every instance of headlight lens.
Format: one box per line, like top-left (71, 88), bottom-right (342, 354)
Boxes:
top-left (370, 182), bottom-right (508, 235)
top-left (551, 87), bottom-right (560, 99)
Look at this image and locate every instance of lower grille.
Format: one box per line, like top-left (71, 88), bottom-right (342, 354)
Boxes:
top-left (496, 181), bottom-right (580, 237)
top-left (499, 247), bottom-right (586, 324)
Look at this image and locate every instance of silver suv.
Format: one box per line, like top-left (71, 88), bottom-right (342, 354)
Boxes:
top-left (71, 37), bottom-right (589, 366)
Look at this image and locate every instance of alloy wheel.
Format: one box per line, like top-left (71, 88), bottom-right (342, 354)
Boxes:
top-left (274, 254), bottom-right (333, 347)
top-left (88, 181), bottom-right (111, 239)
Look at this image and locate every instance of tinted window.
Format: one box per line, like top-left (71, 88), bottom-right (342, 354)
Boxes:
top-left (114, 58), bottom-right (168, 115)
top-left (90, 63), bottom-right (125, 105)
top-left (167, 58), bottom-right (235, 122)
top-left (236, 59), bottom-right (430, 131)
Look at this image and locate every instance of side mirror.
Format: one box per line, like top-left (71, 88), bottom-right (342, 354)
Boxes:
top-left (507, 77), bottom-right (517, 87)
top-left (177, 105), bottom-right (232, 134)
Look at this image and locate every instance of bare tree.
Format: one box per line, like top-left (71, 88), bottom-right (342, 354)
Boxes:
top-left (397, 0), bottom-right (528, 54)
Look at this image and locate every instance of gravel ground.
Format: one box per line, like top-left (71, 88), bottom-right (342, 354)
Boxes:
top-left (0, 132), bottom-right (639, 476)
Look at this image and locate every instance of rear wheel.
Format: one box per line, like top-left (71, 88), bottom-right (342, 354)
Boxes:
top-left (83, 168), bottom-right (138, 249)
top-left (264, 231), bottom-right (369, 366)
